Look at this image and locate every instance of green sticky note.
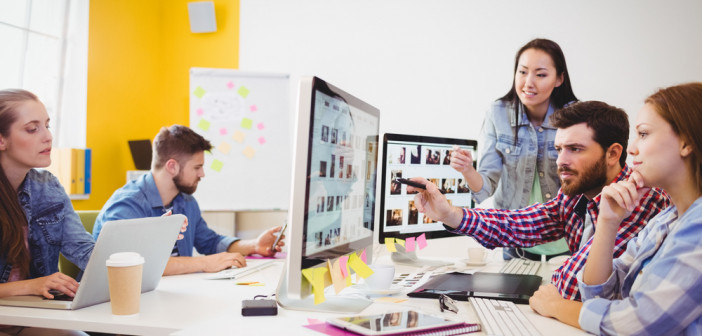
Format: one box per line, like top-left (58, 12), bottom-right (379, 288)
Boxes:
top-left (240, 118), bottom-right (253, 130)
top-left (210, 159), bottom-right (223, 172)
top-left (238, 86), bottom-right (250, 98)
top-left (193, 86), bottom-right (206, 99)
top-left (197, 119), bottom-right (211, 132)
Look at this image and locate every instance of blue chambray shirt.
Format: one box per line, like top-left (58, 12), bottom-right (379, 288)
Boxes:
top-left (577, 198), bottom-right (702, 335)
top-left (92, 172), bottom-right (238, 256)
top-left (0, 169), bottom-right (95, 282)
top-left (473, 100), bottom-right (561, 209)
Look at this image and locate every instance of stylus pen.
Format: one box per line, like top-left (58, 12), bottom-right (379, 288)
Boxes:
top-left (229, 261), bottom-right (277, 280)
top-left (395, 178), bottom-right (426, 190)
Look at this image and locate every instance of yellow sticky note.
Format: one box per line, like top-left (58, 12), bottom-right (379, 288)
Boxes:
top-left (232, 131), bottom-right (245, 143)
top-left (395, 239), bottom-right (405, 247)
top-left (329, 260), bottom-right (346, 294)
top-left (384, 237), bottom-right (397, 252)
top-left (243, 146), bottom-right (255, 159)
top-left (197, 119), bottom-right (211, 132)
top-left (210, 159), bottom-right (223, 172)
top-left (348, 253), bottom-right (374, 279)
top-left (218, 141), bottom-right (231, 154)
top-left (302, 268), bottom-right (315, 283)
top-left (375, 297), bottom-right (408, 303)
top-left (193, 86), bottom-right (206, 99)
top-left (241, 118), bottom-right (253, 130)
top-left (312, 267), bottom-right (327, 305)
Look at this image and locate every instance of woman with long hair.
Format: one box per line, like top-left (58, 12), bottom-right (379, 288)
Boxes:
top-left (0, 89), bottom-right (93, 335)
top-left (451, 38), bottom-right (578, 260)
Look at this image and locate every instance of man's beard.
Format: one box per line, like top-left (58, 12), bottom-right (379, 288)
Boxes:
top-left (173, 173), bottom-right (199, 195)
top-left (559, 154), bottom-right (608, 197)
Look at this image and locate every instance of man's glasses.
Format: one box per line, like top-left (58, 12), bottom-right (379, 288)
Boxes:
top-left (439, 294), bottom-right (459, 314)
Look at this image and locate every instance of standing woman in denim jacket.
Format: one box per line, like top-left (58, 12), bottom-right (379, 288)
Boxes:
top-left (451, 39), bottom-right (578, 260)
top-left (0, 89), bottom-right (93, 335)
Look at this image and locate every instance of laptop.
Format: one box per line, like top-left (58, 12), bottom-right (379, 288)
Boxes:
top-left (0, 215), bottom-right (185, 310)
top-left (407, 272), bottom-right (542, 304)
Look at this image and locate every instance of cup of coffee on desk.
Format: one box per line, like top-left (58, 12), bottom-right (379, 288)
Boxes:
top-left (106, 252), bottom-right (144, 316)
top-left (467, 247), bottom-right (488, 264)
top-left (364, 264), bottom-right (395, 290)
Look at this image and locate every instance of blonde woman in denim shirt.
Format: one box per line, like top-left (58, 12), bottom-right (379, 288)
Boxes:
top-left (451, 39), bottom-right (578, 260)
top-left (0, 89), bottom-right (93, 336)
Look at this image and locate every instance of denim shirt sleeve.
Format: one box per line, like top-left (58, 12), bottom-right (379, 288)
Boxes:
top-left (24, 170), bottom-right (94, 275)
top-left (185, 198), bottom-right (239, 255)
top-left (473, 105), bottom-right (503, 204)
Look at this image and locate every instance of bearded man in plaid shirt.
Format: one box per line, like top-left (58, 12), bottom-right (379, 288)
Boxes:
top-left (409, 101), bottom-right (669, 302)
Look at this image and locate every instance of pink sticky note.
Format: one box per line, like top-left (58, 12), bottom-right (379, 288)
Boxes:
top-left (360, 249), bottom-right (367, 263)
top-left (405, 237), bottom-right (416, 252)
top-left (417, 233), bottom-right (427, 250)
top-left (339, 256), bottom-right (349, 277)
top-left (219, 128), bottom-right (227, 136)
top-left (250, 104), bottom-right (258, 112)
top-left (258, 136), bottom-right (266, 145)
top-left (307, 318), bottom-right (322, 325)
top-left (196, 108), bottom-right (204, 116)
top-left (227, 81), bottom-right (235, 89)
top-left (257, 122), bottom-right (265, 130)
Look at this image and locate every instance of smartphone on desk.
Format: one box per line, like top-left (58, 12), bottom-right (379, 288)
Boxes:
top-left (271, 220), bottom-right (287, 252)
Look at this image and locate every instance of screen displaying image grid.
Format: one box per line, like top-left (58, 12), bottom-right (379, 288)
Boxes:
top-left (383, 139), bottom-right (476, 234)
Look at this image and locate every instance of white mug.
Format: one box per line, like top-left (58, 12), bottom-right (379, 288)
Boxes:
top-left (467, 247), bottom-right (487, 263)
top-left (364, 264), bottom-right (395, 290)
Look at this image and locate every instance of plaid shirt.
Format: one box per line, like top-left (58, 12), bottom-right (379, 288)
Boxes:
top-left (451, 165), bottom-right (670, 300)
top-left (578, 198), bottom-right (702, 335)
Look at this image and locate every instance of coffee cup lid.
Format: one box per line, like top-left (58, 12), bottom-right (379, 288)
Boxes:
top-left (106, 252), bottom-right (144, 267)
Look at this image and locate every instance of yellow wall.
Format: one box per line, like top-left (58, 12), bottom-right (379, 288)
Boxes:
top-left (74, 0), bottom-right (239, 210)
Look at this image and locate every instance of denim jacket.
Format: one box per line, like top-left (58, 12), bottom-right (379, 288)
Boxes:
top-left (472, 100), bottom-right (561, 209)
top-left (92, 172), bottom-right (238, 256)
top-left (0, 169), bottom-right (94, 283)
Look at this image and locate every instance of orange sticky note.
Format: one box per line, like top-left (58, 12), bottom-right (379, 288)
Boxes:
top-left (243, 146), bottom-right (255, 159)
top-left (217, 141), bottom-right (231, 155)
top-left (232, 131), bottom-right (245, 143)
top-left (405, 237), bottom-right (416, 252)
top-left (417, 233), bottom-right (427, 250)
top-left (329, 260), bottom-right (346, 294)
top-left (348, 253), bottom-right (373, 279)
top-left (384, 237), bottom-right (397, 252)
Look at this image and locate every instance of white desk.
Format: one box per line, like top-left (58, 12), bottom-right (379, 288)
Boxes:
top-left (0, 247), bottom-right (587, 335)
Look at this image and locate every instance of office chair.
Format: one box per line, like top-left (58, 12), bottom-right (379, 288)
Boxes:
top-left (58, 210), bottom-right (99, 279)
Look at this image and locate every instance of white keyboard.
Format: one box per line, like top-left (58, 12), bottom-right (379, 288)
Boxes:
top-left (204, 260), bottom-right (277, 280)
top-left (499, 258), bottom-right (541, 275)
top-left (470, 297), bottom-right (541, 336)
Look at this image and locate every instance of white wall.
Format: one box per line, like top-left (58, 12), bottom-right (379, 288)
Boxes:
top-left (240, 0), bottom-right (702, 145)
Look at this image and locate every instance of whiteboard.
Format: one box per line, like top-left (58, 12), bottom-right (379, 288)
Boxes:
top-left (189, 68), bottom-right (291, 211)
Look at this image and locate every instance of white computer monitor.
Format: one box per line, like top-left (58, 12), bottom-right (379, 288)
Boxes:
top-left (276, 76), bottom-right (380, 313)
top-left (378, 133), bottom-right (477, 266)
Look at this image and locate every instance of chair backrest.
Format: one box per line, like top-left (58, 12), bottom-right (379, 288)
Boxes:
top-left (58, 210), bottom-right (100, 278)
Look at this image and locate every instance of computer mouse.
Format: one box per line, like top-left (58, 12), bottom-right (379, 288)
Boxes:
top-left (548, 255), bottom-right (570, 266)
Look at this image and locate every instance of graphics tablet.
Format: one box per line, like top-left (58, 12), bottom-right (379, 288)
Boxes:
top-left (327, 310), bottom-right (464, 335)
top-left (408, 272), bottom-right (542, 304)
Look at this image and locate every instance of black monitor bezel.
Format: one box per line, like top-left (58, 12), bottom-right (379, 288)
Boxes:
top-left (378, 132), bottom-right (477, 244)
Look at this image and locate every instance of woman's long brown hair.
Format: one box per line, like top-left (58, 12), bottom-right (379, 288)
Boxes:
top-left (0, 89), bottom-right (39, 278)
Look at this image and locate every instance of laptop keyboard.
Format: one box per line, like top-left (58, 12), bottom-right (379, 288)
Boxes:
top-left (499, 258), bottom-right (540, 275)
top-left (204, 260), bottom-right (277, 280)
top-left (470, 297), bottom-right (541, 336)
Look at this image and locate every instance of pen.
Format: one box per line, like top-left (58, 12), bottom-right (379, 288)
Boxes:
top-left (395, 178), bottom-right (427, 190)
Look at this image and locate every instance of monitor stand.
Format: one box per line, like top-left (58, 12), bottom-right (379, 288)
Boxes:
top-left (390, 243), bottom-right (452, 267)
top-left (276, 268), bottom-right (372, 313)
